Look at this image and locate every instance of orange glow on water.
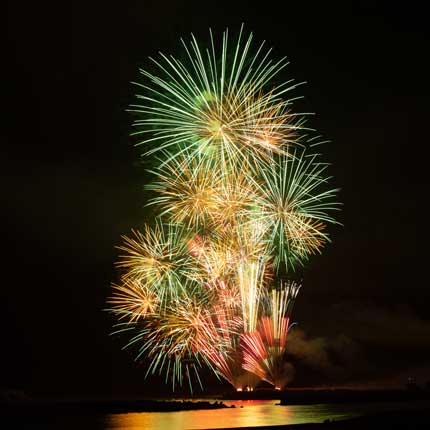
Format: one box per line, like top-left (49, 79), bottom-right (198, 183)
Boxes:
top-left (105, 400), bottom-right (293, 430)
top-left (103, 399), bottom-right (377, 430)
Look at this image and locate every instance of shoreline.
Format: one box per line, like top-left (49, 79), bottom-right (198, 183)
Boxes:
top-left (0, 399), bottom-right (233, 417)
top-left (2, 388), bottom-right (430, 415)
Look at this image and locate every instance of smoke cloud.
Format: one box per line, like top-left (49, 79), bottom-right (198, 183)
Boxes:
top-left (284, 302), bottom-right (430, 387)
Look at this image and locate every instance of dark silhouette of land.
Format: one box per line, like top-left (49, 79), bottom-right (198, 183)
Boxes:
top-left (221, 387), bottom-right (430, 404)
top-left (0, 398), bottom-right (232, 419)
top-left (2, 387), bottom-right (430, 416)
top-left (278, 387), bottom-right (430, 405)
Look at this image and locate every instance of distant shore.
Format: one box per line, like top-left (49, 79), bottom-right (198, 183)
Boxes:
top-left (224, 387), bottom-right (430, 404)
top-left (2, 388), bottom-right (430, 416)
top-left (0, 398), bottom-right (232, 417)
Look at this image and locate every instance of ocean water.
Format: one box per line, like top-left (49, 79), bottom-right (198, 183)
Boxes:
top-left (7, 398), bottom-right (430, 429)
top-left (105, 400), bottom-right (358, 429)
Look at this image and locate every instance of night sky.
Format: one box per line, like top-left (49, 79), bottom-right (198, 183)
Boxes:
top-left (5, 1), bottom-right (430, 399)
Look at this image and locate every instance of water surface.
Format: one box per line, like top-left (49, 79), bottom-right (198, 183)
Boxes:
top-left (9, 398), bottom-right (430, 429)
top-left (104, 398), bottom-right (430, 429)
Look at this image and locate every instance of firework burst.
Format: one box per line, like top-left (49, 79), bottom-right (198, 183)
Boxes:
top-left (116, 221), bottom-right (201, 307)
top-left (251, 146), bottom-right (340, 270)
top-left (146, 153), bottom-right (221, 228)
top-left (129, 26), bottom-right (305, 167)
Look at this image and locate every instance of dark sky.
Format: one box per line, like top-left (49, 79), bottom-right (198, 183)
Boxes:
top-left (4, 1), bottom-right (430, 399)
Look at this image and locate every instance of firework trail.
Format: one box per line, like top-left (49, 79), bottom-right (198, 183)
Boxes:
top-left (241, 282), bottom-right (300, 388)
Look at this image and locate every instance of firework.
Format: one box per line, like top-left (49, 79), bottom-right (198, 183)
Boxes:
top-left (251, 146), bottom-right (340, 270)
top-left (146, 153), bottom-right (221, 228)
top-left (108, 278), bottom-right (158, 322)
top-left (241, 283), bottom-right (300, 388)
top-left (109, 26), bottom-right (340, 391)
top-left (129, 25), bottom-right (305, 167)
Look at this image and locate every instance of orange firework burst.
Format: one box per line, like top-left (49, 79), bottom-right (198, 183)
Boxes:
top-left (108, 279), bottom-right (158, 322)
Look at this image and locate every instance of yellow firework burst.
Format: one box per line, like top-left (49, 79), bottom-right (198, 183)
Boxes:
top-left (116, 221), bottom-right (200, 302)
top-left (147, 154), bottom-right (220, 228)
top-left (108, 279), bottom-right (158, 322)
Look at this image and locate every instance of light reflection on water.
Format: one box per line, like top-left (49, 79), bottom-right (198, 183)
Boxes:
top-left (9, 399), bottom-right (430, 430)
top-left (104, 399), bottom-right (430, 430)
top-left (104, 400), bottom-right (358, 430)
